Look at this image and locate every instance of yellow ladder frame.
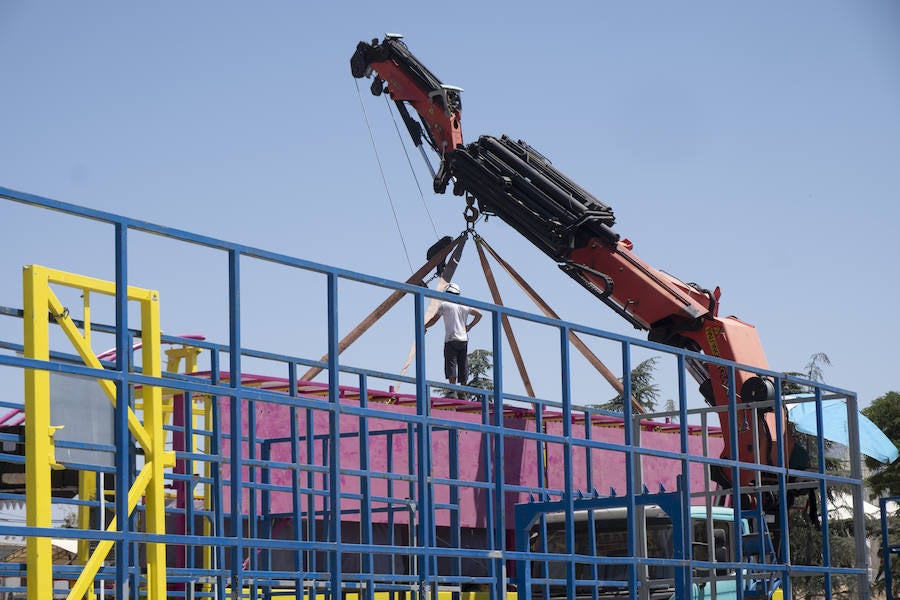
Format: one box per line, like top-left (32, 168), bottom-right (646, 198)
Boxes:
top-left (23, 265), bottom-right (174, 600)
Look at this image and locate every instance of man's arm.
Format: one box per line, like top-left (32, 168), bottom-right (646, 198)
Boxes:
top-left (466, 308), bottom-right (482, 332)
top-left (425, 310), bottom-right (442, 330)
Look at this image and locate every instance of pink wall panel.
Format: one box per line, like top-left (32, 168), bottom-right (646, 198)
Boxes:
top-left (215, 394), bottom-right (724, 530)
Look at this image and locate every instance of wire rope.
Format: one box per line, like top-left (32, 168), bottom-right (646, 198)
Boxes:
top-left (355, 79), bottom-right (414, 274)
top-left (384, 95), bottom-right (440, 238)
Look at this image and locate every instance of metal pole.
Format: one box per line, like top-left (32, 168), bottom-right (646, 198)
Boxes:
top-left (23, 264), bottom-right (52, 600)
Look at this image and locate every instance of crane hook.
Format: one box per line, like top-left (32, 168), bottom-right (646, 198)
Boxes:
top-left (463, 195), bottom-right (479, 231)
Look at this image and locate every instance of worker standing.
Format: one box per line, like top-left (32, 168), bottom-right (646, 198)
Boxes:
top-left (425, 283), bottom-right (482, 392)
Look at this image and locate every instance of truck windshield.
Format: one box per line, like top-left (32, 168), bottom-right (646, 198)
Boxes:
top-left (529, 509), bottom-right (736, 599)
top-left (531, 515), bottom-right (676, 598)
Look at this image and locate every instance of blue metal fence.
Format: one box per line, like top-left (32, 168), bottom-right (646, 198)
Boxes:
top-left (0, 186), bottom-right (873, 599)
top-left (881, 496), bottom-right (900, 600)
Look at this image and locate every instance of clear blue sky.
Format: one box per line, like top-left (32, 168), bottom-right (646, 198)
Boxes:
top-left (1, 2), bottom-right (898, 409)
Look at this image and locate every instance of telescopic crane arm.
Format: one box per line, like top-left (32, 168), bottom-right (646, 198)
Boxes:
top-left (351, 35), bottom-right (794, 509)
top-left (351, 35), bottom-right (463, 185)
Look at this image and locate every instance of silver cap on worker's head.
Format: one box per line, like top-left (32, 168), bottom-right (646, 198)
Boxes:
top-left (446, 283), bottom-right (460, 295)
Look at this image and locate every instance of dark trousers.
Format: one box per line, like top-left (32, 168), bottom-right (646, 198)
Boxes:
top-left (443, 340), bottom-right (468, 383)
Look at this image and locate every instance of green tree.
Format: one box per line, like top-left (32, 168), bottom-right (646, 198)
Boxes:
top-left (596, 357), bottom-right (661, 413)
top-left (783, 355), bottom-right (893, 599)
top-left (873, 511), bottom-right (900, 596)
top-left (863, 392), bottom-right (900, 599)
top-left (664, 398), bottom-right (678, 422)
top-left (438, 349), bottom-right (493, 400)
top-left (862, 391), bottom-right (900, 496)
top-left (781, 352), bottom-right (854, 599)
top-left (783, 352), bottom-right (832, 395)
top-left (465, 349), bottom-right (494, 394)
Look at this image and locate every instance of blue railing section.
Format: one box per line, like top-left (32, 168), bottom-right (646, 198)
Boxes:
top-left (882, 496), bottom-right (900, 600)
top-left (0, 186), bottom-right (873, 598)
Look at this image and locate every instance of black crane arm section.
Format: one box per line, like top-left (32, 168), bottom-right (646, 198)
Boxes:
top-left (447, 135), bottom-right (619, 254)
top-left (351, 34), bottom-right (463, 168)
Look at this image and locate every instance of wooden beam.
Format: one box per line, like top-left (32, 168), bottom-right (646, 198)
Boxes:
top-left (474, 239), bottom-right (535, 398)
top-left (301, 235), bottom-right (467, 382)
top-left (396, 237), bottom-right (468, 379)
top-left (476, 236), bottom-right (645, 414)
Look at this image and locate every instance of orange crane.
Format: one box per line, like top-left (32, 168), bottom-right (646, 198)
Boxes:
top-left (351, 35), bottom-right (800, 520)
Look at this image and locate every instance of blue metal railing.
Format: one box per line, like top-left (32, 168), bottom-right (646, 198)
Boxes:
top-left (882, 496), bottom-right (900, 600)
top-left (0, 186), bottom-right (873, 599)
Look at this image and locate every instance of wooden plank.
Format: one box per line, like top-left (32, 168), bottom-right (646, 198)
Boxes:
top-left (396, 237), bottom-right (468, 381)
top-left (475, 239), bottom-right (535, 398)
top-left (301, 235), bottom-right (466, 382)
top-left (476, 236), bottom-right (645, 414)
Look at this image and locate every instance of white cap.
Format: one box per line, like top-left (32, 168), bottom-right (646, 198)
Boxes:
top-left (446, 283), bottom-right (460, 295)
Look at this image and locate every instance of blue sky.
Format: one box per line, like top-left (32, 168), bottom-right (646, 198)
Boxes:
top-left (1, 2), bottom-right (898, 410)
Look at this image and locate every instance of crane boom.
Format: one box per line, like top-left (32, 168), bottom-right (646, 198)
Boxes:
top-left (351, 34), bottom-right (463, 183)
top-left (351, 35), bottom-right (796, 515)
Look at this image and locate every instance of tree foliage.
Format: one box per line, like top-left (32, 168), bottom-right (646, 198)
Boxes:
top-left (438, 349), bottom-right (493, 400)
top-left (783, 352), bottom-right (831, 395)
top-left (862, 390), bottom-right (900, 496)
top-left (596, 357), bottom-right (661, 413)
top-left (804, 352), bottom-right (831, 383)
top-left (664, 398), bottom-right (678, 422)
top-left (780, 352), bottom-right (856, 599)
top-left (782, 358), bottom-right (900, 598)
top-left (862, 391), bottom-right (900, 600)
top-left (465, 349), bottom-right (494, 393)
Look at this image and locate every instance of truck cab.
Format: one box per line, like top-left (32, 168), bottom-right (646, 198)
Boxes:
top-left (527, 504), bottom-right (778, 600)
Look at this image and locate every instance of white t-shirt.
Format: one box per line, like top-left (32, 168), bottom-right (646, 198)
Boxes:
top-left (437, 301), bottom-right (473, 342)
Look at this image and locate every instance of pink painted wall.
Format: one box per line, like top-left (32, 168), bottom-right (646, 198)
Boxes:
top-left (215, 388), bottom-right (724, 529)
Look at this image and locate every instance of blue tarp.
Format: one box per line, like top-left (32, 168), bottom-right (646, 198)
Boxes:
top-left (787, 398), bottom-right (899, 464)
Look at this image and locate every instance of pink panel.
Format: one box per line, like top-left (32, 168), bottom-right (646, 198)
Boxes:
top-left (213, 388), bottom-right (724, 530)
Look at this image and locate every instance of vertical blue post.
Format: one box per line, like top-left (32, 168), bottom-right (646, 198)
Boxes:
top-left (242, 398), bottom-right (256, 584)
top-left (129, 371), bottom-right (142, 598)
top-left (882, 498), bottom-right (895, 600)
top-left (814, 387), bottom-right (833, 599)
top-left (305, 406), bottom-right (316, 580)
top-left (845, 392), bottom-right (870, 594)
top-left (288, 361), bottom-right (303, 593)
top-left (534, 396), bottom-right (548, 600)
top-left (535, 402), bottom-right (546, 494)
top-left (725, 365), bottom-right (744, 596)
top-left (326, 272), bottom-right (343, 596)
top-left (772, 375), bottom-right (791, 599)
top-left (449, 428), bottom-right (461, 586)
top-left (260, 441), bottom-right (271, 575)
top-left (211, 350), bottom-right (226, 600)
top-left (491, 310), bottom-right (505, 599)
top-left (228, 249), bottom-right (243, 598)
top-left (533, 373), bottom-right (549, 595)
top-left (248, 397), bottom-right (258, 597)
top-left (560, 326), bottom-right (575, 600)
top-left (621, 341), bottom-right (636, 597)
top-left (358, 372), bottom-right (374, 600)
top-left (407, 420), bottom-right (416, 574)
top-left (676, 354), bottom-right (691, 599)
top-left (113, 221), bottom-right (131, 598)
top-left (413, 291), bottom-right (433, 595)
top-left (242, 410), bottom-right (256, 598)
top-left (184, 390), bottom-right (196, 576)
top-left (583, 399), bottom-right (597, 586)
top-left (386, 430), bottom-right (396, 582)
top-left (481, 389), bottom-right (496, 591)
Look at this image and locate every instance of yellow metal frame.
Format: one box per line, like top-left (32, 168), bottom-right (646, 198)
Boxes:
top-left (23, 265), bottom-right (174, 600)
